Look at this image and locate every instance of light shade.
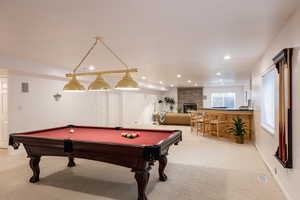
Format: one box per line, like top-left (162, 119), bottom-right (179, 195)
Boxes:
top-left (115, 72), bottom-right (139, 90)
top-left (63, 76), bottom-right (85, 91)
top-left (88, 75), bottom-right (111, 91)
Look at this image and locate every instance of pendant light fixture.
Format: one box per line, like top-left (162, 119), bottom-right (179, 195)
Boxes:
top-left (115, 72), bottom-right (139, 90)
top-left (63, 76), bottom-right (85, 91)
top-left (63, 37), bottom-right (139, 92)
top-left (88, 74), bottom-right (111, 91)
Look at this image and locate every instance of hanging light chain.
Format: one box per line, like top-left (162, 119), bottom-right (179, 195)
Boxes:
top-left (72, 37), bottom-right (130, 74)
top-left (99, 40), bottom-right (129, 69)
top-left (73, 39), bottom-right (99, 73)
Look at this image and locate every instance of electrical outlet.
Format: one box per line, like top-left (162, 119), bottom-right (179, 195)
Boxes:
top-left (258, 175), bottom-right (268, 183)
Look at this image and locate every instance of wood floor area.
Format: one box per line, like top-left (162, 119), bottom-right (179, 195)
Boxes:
top-left (0, 125), bottom-right (285, 200)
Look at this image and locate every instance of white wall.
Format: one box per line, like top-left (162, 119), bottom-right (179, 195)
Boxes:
top-left (0, 74), bottom-right (8, 148)
top-left (203, 86), bottom-right (246, 108)
top-left (122, 92), bottom-right (158, 126)
top-left (252, 6), bottom-right (300, 200)
top-left (8, 72), bottom-right (99, 133)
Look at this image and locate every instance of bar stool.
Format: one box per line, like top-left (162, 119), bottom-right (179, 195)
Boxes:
top-left (190, 111), bottom-right (198, 133)
top-left (196, 112), bottom-right (203, 135)
top-left (207, 113), bottom-right (227, 137)
top-left (197, 112), bottom-right (208, 136)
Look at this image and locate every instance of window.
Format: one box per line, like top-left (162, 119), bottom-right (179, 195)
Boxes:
top-left (261, 69), bottom-right (276, 134)
top-left (211, 93), bottom-right (236, 108)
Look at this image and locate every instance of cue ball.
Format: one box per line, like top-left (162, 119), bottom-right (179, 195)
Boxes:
top-left (69, 129), bottom-right (75, 133)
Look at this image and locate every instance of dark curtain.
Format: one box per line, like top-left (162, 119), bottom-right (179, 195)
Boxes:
top-left (274, 48), bottom-right (293, 168)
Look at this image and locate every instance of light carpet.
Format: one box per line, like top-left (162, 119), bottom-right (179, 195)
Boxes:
top-left (0, 125), bottom-right (286, 200)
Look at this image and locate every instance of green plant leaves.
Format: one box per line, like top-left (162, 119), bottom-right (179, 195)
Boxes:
top-left (228, 116), bottom-right (246, 136)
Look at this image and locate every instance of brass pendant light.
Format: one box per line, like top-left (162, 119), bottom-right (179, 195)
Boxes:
top-left (88, 74), bottom-right (111, 91)
top-left (63, 76), bottom-right (85, 91)
top-left (63, 37), bottom-right (139, 92)
top-left (115, 72), bottom-right (139, 90)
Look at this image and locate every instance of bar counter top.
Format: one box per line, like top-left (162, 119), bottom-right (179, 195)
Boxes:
top-left (196, 108), bottom-right (253, 115)
top-left (199, 107), bottom-right (253, 111)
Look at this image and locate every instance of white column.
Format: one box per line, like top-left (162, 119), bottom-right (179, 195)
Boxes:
top-left (0, 76), bottom-right (8, 148)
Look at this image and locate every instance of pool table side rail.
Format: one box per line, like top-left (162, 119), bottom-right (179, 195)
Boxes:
top-left (74, 125), bottom-right (178, 133)
top-left (10, 125), bottom-right (177, 136)
top-left (9, 125), bottom-right (73, 137)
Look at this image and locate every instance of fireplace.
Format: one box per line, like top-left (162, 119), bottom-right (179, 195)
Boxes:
top-left (183, 103), bottom-right (197, 113)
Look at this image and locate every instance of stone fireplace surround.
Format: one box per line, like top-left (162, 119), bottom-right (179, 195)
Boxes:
top-left (177, 87), bottom-right (203, 112)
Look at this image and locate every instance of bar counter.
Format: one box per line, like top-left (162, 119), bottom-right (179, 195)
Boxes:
top-left (196, 108), bottom-right (253, 140)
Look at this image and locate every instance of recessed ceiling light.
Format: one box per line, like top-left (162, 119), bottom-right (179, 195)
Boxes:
top-left (170, 84), bottom-right (174, 87)
top-left (141, 76), bottom-right (147, 80)
top-left (177, 74), bottom-right (182, 78)
top-left (159, 81), bottom-right (163, 84)
top-left (216, 72), bottom-right (222, 76)
top-left (224, 55), bottom-right (231, 60)
top-left (187, 80), bottom-right (192, 83)
top-left (88, 65), bottom-right (95, 71)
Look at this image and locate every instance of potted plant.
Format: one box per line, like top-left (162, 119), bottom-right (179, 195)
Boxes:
top-left (163, 97), bottom-right (175, 112)
top-left (177, 107), bottom-right (182, 113)
top-left (158, 99), bottom-right (164, 104)
top-left (158, 98), bottom-right (164, 112)
top-left (228, 116), bottom-right (246, 144)
top-left (168, 98), bottom-right (175, 112)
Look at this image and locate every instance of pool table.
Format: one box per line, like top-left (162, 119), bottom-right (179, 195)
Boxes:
top-left (9, 125), bottom-right (182, 200)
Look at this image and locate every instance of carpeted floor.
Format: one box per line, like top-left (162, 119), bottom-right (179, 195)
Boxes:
top-left (0, 125), bottom-right (286, 200)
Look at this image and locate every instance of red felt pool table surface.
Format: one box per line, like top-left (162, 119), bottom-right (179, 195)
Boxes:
top-left (19, 127), bottom-right (175, 146)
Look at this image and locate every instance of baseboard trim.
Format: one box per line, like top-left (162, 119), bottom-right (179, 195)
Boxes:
top-left (0, 140), bottom-right (8, 149)
top-left (255, 144), bottom-right (293, 200)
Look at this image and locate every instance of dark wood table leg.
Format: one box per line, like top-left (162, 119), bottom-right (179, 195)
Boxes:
top-left (68, 157), bottom-right (76, 167)
top-left (159, 155), bottom-right (168, 181)
top-left (134, 168), bottom-right (150, 200)
top-left (29, 156), bottom-right (41, 183)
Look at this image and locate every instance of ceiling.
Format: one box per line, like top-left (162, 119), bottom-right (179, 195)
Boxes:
top-left (0, 0), bottom-right (299, 87)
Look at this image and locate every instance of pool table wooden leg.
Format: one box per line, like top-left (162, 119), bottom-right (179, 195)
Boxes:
top-left (29, 156), bottom-right (40, 183)
top-left (159, 155), bottom-right (168, 181)
top-left (68, 157), bottom-right (76, 167)
top-left (134, 168), bottom-right (150, 200)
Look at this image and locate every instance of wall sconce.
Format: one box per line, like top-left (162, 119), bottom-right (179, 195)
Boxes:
top-left (53, 93), bottom-right (62, 101)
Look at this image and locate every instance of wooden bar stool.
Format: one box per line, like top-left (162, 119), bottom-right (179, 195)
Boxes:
top-left (196, 112), bottom-right (210, 136)
top-left (190, 111), bottom-right (198, 133)
top-left (195, 112), bottom-right (204, 136)
top-left (207, 113), bottom-right (227, 137)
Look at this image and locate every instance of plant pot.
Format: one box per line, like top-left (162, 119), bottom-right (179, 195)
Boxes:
top-left (235, 136), bottom-right (244, 144)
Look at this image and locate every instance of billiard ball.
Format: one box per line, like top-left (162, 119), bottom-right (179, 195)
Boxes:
top-left (121, 132), bottom-right (139, 138)
top-left (69, 129), bottom-right (75, 133)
